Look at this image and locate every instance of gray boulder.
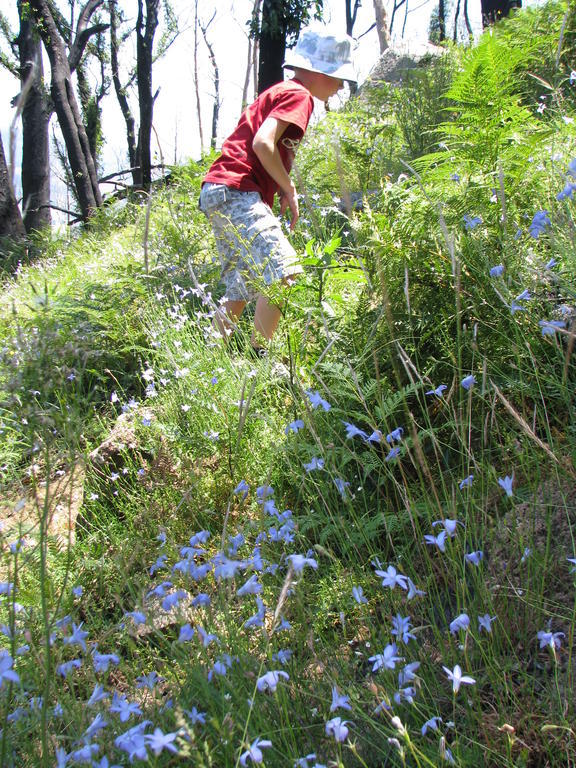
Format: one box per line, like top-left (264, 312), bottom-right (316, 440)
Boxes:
top-left (362, 42), bottom-right (445, 89)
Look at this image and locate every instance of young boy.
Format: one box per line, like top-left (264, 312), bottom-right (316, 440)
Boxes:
top-left (199, 27), bottom-right (356, 355)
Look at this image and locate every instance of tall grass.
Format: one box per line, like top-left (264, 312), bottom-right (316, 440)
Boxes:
top-left (0, 2), bottom-right (575, 766)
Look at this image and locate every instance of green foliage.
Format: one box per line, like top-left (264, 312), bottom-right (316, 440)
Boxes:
top-left (1, 4), bottom-right (576, 766)
top-left (249, 0), bottom-right (324, 45)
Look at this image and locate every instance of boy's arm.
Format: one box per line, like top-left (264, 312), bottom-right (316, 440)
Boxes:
top-left (252, 116), bottom-right (299, 231)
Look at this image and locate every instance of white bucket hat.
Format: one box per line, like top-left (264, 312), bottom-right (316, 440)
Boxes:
top-left (283, 28), bottom-right (357, 84)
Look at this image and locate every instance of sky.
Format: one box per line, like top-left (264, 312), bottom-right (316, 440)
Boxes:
top-left (0, 0), bottom-right (500, 206)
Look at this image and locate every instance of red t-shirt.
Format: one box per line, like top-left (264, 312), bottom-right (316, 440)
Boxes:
top-left (203, 79), bottom-right (314, 207)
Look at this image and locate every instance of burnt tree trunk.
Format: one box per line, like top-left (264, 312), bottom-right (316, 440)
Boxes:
top-left (109, 0), bottom-right (137, 182)
top-left (438, 0), bottom-right (446, 41)
top-left (17, 3), bottom-right (51, 233)
top-left (481, 0), bottom-right (522, 25)
top-left (29, 0), bottom-right (103, 221)
top-left (257, 0), bottom-right (286, 93)
top-left (135, 0), bottom-right (160, 189)
top-left (345, 0), bottom-right (362, 35)
top-left (0, 134), bottom-right (26, 240)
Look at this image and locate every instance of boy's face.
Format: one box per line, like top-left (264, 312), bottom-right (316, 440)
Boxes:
top-left (310, 72), bottom-right (345, 101)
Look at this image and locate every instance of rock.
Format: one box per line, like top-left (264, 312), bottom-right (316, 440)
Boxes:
top-left (0, 462), bottom-right (86, 548)
top-left (361, 42), bottom-right (446, 89)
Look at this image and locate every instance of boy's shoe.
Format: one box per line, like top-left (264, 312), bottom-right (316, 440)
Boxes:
top-left (249, 345), bottom-right (290, 379)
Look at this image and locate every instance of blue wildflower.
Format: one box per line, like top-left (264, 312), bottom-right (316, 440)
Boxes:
top-left (352, 585), bottom-right (368, 604)
top-left (109, 693), bottom-right (142, 722)
top-left (424, 530), bottom-right (447, 553)
top-left (183, 706), bottom-right (206, 724)
top-left (325, 717), bottom-right (351, 742)
top-left (272, 649), bottom-right (293, 665)
top-left (449, 613), bottom-right (470, 634)
top-left (537, 630), bottom-right (564, 649)
top-left (63, 622), bottom-right (89, 652)
top-left (497, 474), bottom-right (514, 497)
top-left (391, 614), bottom-right (416, 644)
top-left (87, 684), bottom-right (109, 706)
top-left (539, 319), bottom-right (566, 335)
top-left (368, 643), bottom-right (403, 671)
top-left (330, 685), bottom-right (352, 712)
top-left (374, 565), bottom-right (408, 590)
top-left (489, 265), bottom-right (504, 277)
top-left (237, 575), bottom-right (262, 596)
top-left (136, 671), bottom-right (162, 690)
top-left (234, 480), bottom-right (250, 499)
top-left (421, 716), bottom-right (442, 735)
top-left (256, 670), bottom-right (289, 693)
top-left (385, 446), bottom-right (401, 462)
top-left (192, 593), bottom-right (211, 607)
top-left (529, 210), bottom-right (551, 238)
top-left (303, 457), bottom-right (325, 472)
top-left (343, 421), bottom-right (369, 440)
top-left (478, 614), bottom-right (496, 633)
top-left (386, 427), bottom-right (404, 443)
top-left (398, 661), bottom-right (420, 686)
top-left (240, 737), bottom-right (273, 765)
top-left (145, 728), bottom-right (179, 756)
top-left (305, 390), bottom-right (331, 411)
top-left (461, 375), bottom-right (476, 391)
top-left (244, 597), bottom-right (267, 629)
top-left (426, 384), bottom-right (447, 396)
top-left (0, 652), bottom-right (19, 686)
top-left (463, 214), bottom-right (482, 230)
top-left (287, 553), bottom-right (318, 574)
top-left (57, 659), bottom-right (82, 678)
top-left (333, 477), bottom-right (350, 498)
top-left (464, 550), bottom-right (484, 566)
top-left (92, 651), bottom-right (120, 673)
top-left (285, 419), bottom-right (305, 434)
top-left (443, 664), bottom-right (476, 693)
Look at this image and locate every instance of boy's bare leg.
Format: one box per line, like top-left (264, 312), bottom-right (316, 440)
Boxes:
top-left (214, 299), bottom-right (246, 340)
top-left (252, 294), bottom-right (282, 345)
top-left (251, 276), bottom-right (297, 347)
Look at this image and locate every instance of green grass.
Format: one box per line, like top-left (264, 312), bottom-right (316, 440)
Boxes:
top-left (1, 4), bottom-right (576, 766)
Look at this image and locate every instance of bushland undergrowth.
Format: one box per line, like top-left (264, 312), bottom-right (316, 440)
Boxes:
top-left (0, 2), bottom-right (576, 766)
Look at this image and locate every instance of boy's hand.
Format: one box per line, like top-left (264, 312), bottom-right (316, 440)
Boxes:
top-left (280, 185), bottom-right (299, 231)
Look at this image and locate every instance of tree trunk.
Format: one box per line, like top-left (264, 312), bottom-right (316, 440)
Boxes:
top-left (109, 0), bottom-right (137, 182)
top-left (135, 0), bottom-right (160, 190)
top-left (29, 0), bottom-right (102, 221)
top-left (345, 0), bottom-right (362, 36)
top-left (372, 0), bottom-right (390, 53)
top-left (257, 0), bottom-right (286, 93)
top-left (481, 0), bottom-right (522, 26)
top-left (453, 0), bottom-right (461, 41)
top-left (242, 0), bottom-right (262, 110)
top-left (438, 0), bottom-right (446, 40)
top-left (0, 134), bottom-right (26, 240)
top-left (193, 0), bottom-right (204, 154)
top-left (200, 15), bottom-right (219, 150)
top-left (17, 3), bottom-right (51, 233)
top-left (463, 0), bottom-right (473, 36)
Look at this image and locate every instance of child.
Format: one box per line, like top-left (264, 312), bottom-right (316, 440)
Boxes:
top-left (199, 27), bottom-right (356, 355)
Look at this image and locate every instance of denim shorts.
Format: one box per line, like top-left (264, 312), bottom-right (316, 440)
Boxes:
top-left (199, 183), bottom-right (302, 301)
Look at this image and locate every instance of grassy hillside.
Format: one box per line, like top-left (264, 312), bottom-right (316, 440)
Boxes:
top-left (0, 3), bottom-right (576, 766)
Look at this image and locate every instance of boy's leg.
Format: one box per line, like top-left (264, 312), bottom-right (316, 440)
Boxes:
top-left (213, 299), bottom-right (247, 340)
top-left (251, 275), bottom-right (297, 347)
top-left (252, 294), bottom-right (282, 344)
